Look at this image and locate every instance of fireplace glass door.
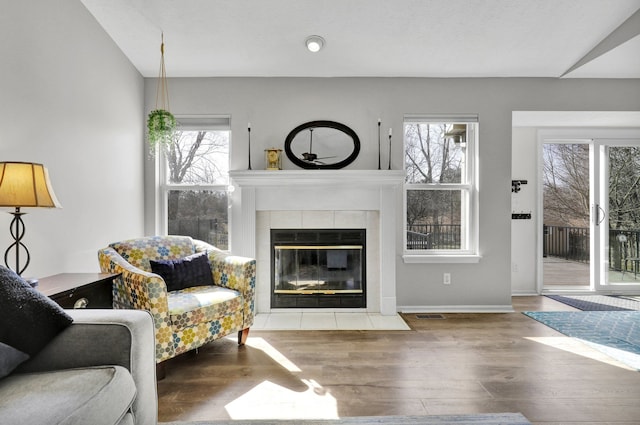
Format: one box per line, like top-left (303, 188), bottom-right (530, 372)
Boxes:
top-left (271, 228), bottom-right (366, 308)
top-left (274, 245), bottom-right (363, 294)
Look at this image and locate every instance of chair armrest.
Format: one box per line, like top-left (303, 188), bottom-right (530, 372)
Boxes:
top-left (194, 240), bottom-right (256, 326)
top-left (99, 247), bottom-right (168, 306)
top-left (99, 246), bottom-right (169, 313)
top-left (98, 247), bottom-right (175, 362)
top-left (194, 241), bottom-right (256, 293)
top-left (17, 309), bottom-right (157, 425)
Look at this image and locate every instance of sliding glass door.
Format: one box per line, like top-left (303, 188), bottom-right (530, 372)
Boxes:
top-left (542, 141), bottom-right (592, 290)
top-left (596, 141), bottom-right (640, 291)
top-left (541, 136), bottom-right (640, 292)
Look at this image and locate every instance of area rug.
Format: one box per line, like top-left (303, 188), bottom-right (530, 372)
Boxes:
top-left (545, 294), bottom-right (640, 311)
top-left (161, 413), bottom-right (532, 425)
top-left (524, 310), bottom-right (640, 370)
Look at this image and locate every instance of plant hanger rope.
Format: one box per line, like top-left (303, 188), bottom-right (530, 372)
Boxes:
top-left (155, 33), bottom-right (170, 112)
top-left (147, 33), bottom-right (177, 154)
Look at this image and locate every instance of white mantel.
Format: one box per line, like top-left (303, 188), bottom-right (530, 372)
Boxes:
top-left (230, 170), bottom-right (405, 187)
top-left (230, 170), bottom-right (404, 315)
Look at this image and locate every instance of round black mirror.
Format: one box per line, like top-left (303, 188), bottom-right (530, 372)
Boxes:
top-left (284, 120), bottom-right (360, 169)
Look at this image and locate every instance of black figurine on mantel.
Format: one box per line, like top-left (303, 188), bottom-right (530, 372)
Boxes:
top-left (247, 123), bottom-right (252, 170)
top-left (388, 127), bottom-right (392, 170)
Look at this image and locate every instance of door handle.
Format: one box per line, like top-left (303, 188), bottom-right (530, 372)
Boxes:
top-left (595, 204), bottom-right (606, 225)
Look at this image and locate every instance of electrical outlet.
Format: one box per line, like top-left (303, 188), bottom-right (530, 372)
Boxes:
top-left (443, 273), bottom-right (451, 285)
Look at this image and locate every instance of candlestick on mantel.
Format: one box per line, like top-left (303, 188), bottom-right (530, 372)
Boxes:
top-left (247, 123), bottom-right (252, 170)
top-left (388, 128), bottom-right (392, 170)
top-left (377, 119), bottom-right (381, 170)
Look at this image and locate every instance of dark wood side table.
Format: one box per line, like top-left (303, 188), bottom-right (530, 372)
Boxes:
top-left (37, 273), bottom-right (120, 309)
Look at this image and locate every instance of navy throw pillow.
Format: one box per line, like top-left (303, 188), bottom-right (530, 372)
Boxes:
top-left (0, 266), bottom-right (74, 358)
top-left (150, 252), bottom-right (214, 291)
top-left (149, 259), bottom-right (182, 292)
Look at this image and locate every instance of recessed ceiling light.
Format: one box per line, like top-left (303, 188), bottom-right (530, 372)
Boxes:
top-left (305, 35), bottom-right (325, 53)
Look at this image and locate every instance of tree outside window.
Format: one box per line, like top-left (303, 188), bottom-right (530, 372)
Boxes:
top-left (404, 120), bottom-right (477, 254)
top-left (162, 129), bottom-right (230, 249)
top-left (542, 143), bottom-right (590, 228)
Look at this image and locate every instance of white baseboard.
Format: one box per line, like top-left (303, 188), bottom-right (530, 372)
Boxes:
top-left (512, 290), bottom-right (540, 296)
top-left (398, 304), bottom-right (515, 313)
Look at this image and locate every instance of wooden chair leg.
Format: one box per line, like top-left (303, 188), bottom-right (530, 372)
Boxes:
top-left (156, 362), bottom-right (166, 381)
top-left (238, 328), bottom-right (250, 345)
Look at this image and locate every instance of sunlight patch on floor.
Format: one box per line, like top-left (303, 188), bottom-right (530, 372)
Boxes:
top-left (224, 336), bottom-right (339, 420)
top-left (578, 338), bottom-right (640, 370)
top-left (525, 336), bottom-right (637, 371)
top-left (225, 379), bottom-right (338, 419)
top-left (244, 337), bottom-right (301, 372)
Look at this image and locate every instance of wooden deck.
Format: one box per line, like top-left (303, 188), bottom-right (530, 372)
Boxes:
top-left (543, 257), bottom-right (589, 287)
top-left (544, 256), bottom-right (640, 287)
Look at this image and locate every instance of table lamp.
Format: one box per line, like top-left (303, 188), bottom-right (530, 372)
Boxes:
top-left (0, 162), bottom-right (62, 276)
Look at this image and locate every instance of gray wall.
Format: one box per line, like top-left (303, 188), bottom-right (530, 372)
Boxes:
top-left (2, 0), bottom-right (638, 309)
top-left (147, 77), bottom-right (639, 309)
top-left (0, 0), bottom-right (145, 277)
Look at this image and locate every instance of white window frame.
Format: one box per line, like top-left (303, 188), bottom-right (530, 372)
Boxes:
top-left (158, 115), bottom-right (232, 250)
top-left (402, 114), bottom-right (480, 264)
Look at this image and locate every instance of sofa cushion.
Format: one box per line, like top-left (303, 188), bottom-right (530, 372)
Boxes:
top-left (0, 342), bottom-right (29, 379)
top-left (0, 366), bottom-right (136, 425)
top-left (150, 251), bottom-right (214, 292)
top-left (119, 413), bottom-right (135, 425)
top-left (168, 285), bottom-right (242, 328)
top-left (0, 266), bottom-right (73, 357)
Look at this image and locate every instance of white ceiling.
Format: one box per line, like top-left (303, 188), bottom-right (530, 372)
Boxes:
top-left (81, 0), bottom-right (640, 79)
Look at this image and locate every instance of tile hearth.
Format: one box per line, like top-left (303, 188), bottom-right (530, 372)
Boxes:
top-left (252, 312), bottom-right (410, 330)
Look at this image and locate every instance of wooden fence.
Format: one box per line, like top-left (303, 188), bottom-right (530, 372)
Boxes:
top-left (406, 224), bottom-right (461, 250)
top-left (544, 224), bottom-right (640, 272)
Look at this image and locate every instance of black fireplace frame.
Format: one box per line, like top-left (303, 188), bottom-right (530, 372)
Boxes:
top-left (270, 228), bottom-right (366, 309)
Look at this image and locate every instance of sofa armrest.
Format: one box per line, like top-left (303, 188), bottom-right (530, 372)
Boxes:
top-left (16, 309), bottom-right (157, 425)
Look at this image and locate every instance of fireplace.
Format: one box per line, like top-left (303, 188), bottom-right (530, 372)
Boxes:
top-left (229, 169), bottom-right (404, 315)
top-left (271, 229), bottom-right (366, 308)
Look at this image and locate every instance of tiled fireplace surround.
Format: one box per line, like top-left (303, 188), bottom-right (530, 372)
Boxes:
top-left (229, 170), bottom-right (405, 316)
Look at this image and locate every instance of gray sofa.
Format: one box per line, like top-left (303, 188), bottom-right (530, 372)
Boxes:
top-left (0, 309), bottom-right (157, 425)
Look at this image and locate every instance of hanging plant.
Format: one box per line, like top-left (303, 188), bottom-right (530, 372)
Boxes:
top-left (147, 33), bottom-right (176, 155)
top-left (147, 109), bottom-right (177, 152)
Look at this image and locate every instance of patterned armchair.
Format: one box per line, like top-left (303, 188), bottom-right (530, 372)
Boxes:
top-left (98, 236), bottom-right (256, 367)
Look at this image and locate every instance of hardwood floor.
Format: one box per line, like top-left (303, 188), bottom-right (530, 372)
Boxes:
top-left (157, 297), bottom-right (640, 425)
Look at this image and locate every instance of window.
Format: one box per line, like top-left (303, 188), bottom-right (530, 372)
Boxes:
top-left (403, 115), bottom-right (479, 261)
top-left (159, 116), bottom-right (230, 249)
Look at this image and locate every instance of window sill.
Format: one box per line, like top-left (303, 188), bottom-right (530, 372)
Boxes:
top-left (402, 254), bottom-right (482, 264)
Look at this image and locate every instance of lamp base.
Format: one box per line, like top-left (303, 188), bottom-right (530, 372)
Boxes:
top-left (4, 207), bottom-right (30, 276)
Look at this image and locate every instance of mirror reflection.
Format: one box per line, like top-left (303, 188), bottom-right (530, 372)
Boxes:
top-left (284, 121), bottom-right (360, 169)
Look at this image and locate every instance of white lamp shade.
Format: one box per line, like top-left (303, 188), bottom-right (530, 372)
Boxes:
top-left (0, 162), bottom-right (62, 208)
